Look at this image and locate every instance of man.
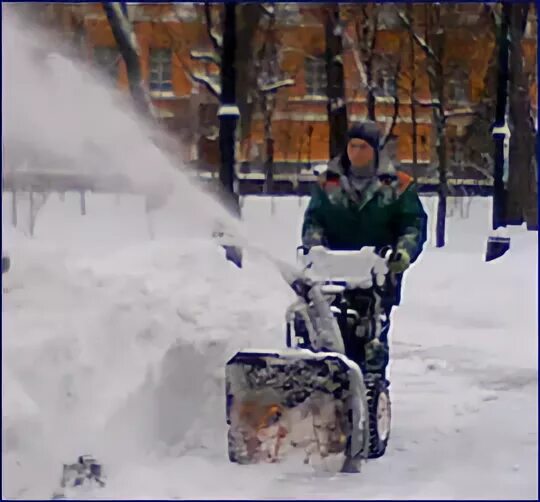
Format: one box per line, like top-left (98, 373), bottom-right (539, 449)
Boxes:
top-left (301, 122), bottom-right (427, 381)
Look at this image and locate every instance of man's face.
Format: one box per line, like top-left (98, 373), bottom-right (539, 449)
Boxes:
top-left (347, 138), bottom-right (374, 170)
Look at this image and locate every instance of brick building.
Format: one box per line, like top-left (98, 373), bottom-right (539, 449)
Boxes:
top-left (26, 3), bottom-right (538, 190)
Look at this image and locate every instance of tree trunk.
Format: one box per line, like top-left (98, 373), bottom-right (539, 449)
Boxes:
top-left (366, 70), bottom-right (376, 121)
top-left (408, 4), bottom-right (418, 181)
top-left (325, 5), bottom-right (348, 159)
top-left (461, 6), bottom-right (498, 178)
top-left (236, 4), bottom-right (263, 143)
top-left (11, 189), bottom-right (17, 227)
top-left (102, 2), bottom-right (154, 118)
top-left (80, 190), bottom-right (86, 216)
top-left (492, 4), bottom-right (510, 230)
top-left (29, 188), bottom-right (35, 237)
top-left (506, 2), bottom-right (537, 228)
top-left (411, 107), bottom-right (418, 180)
top-left (435, 110), bottom-right (448, 248)
top-left (427, 6), bottom-right (448, 248)
top-left (263, 94), bottom-right (275, 194)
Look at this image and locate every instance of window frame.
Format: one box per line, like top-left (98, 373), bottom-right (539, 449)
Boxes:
top-left (149, 48), bottom-right (174, 94)
top-left (304, 56), bottom-right (327, 98)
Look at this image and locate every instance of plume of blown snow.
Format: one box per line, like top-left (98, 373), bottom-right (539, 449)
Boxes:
top-left (1, 8), bottom-right (242, 244)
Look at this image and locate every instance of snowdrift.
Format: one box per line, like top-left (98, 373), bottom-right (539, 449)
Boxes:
top-left (2, 195), bottom-right (537, 499)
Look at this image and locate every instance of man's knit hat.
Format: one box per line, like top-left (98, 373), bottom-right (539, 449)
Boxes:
top-left (347, 121), bottom-right (380, 151)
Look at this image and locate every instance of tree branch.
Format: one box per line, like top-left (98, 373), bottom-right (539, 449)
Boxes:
top-left (204, 2), bottom-right (222, 52)
top-left (258, 3), bottom-right (274, 17)
top-left (397, 9), bottom-right (441, 65)
top-left (259, 79), bottom-right (295, 93)
top-left (191, 71), bottom-right (221, 98)
top-left (369, 6), bottom-right (378, 57)
top-left (381, 57), bottom-right (402, 149)
top-left (344, 31), bottom-right (365, 89)
top-left (448, 160), bottom-right (495, 182)
top-left (444, 109), bottom-right (483, 119)
top-left (155, 17), bottom-right (218, 99)
top-left (190, 49), bottom-right (221, 66)
top-left (412, 97), bottom-right (441, 108)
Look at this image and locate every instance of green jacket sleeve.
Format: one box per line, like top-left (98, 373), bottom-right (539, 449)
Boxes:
top-left (301, 186), bottom-right (327, 248)
top-left (394, 185), bottom-right (428, 263)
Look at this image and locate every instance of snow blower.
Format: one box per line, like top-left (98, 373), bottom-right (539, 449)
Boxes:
top-left (225, 245), bottom-right (393, 473)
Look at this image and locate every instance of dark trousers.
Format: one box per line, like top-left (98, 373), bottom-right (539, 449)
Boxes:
top-left (339, 289), bottom-right (393, 382)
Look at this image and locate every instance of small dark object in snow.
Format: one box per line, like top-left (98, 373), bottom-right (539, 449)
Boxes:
top-left (53, 454), bottom-right (105, 498)
top-left (2, 254), bottom-right (10, 274)
top-left (224, 245), bottom-right (243, 268)
top-left (485, 236), bottom-right (510, 262)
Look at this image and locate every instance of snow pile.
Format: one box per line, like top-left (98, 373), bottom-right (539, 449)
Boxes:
top-left (3, 195), bottom-right (538, 499)
top-left (2, 223), bottom-right (296, 498)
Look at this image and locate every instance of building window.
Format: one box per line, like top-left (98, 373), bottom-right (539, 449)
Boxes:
top-left (149, 48), bottom-right (173, 93)
top-left (374, 67), bottom-right (397, 97)
top-left (377, 4), bottom-right (402, 30)
top-left (305, 57), bottom-right (327, 97)
top-left (173, 4), bottom-right (198, 22)
top-left (93, 47), bottom-right (119, 81)
top-left (449, 138), bottom-right (465, 165)
top-left (447, 81), bottom-right (467, 103)
top-left (274, 3), bottom-right (301, 26)
top-left (447, 67), bottom-right (468, 104)
top-left (257, 57), bottom-right (281, 90)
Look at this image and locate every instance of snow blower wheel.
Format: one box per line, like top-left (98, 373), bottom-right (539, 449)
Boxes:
top-left (227, 429), bottom-right (238, 463)
top-left (366, 378), bottom-right (391, 459)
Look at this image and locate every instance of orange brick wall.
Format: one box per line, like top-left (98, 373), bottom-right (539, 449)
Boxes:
top-left (44, 3), bottom-right (537, 169)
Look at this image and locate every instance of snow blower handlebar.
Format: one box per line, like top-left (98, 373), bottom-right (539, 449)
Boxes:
top-left (297, 244), bottom-right (396, 261)
top-left (295, 245), bottom-right (394, 291)
top-left (287, 245), bottom-right (397, 356)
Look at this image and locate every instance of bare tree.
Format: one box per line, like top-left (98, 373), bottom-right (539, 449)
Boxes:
top-left (352, 4), bottom-right (378, 120)
top-left (397, 4), bottom-right (517, 244)
top-left (188, 4), bottom-right (295, 194)
top-left (407, 4), bottom-right (419, 180)
top-left (188, 3), bottom-right (274, 143)
top-left (236, 4), bottom-right (266, 144)
top-left (254, 7), bottom-right (294, 193)
top-left (460, 5), bottom-right (500, 183)
top-left (27, 190), bottom-right (49, 237)
top-left (398, 5), bottom-right (451, 247)
top-left (505, 2), bottom-right (537, 229)
top-left (342, 4), bottom-right (401, 152)
top-left (324, 5), bottom-right (348, 158)
top-left (145, 3), bottom-right (237, 207)
top-left (102, 2), bottom-right (155, 118)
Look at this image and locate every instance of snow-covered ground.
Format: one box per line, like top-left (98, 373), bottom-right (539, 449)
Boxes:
top-left (2, 9), bottom-right (537, 500)
top-left (2, 193), bottom-right (538, 500)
